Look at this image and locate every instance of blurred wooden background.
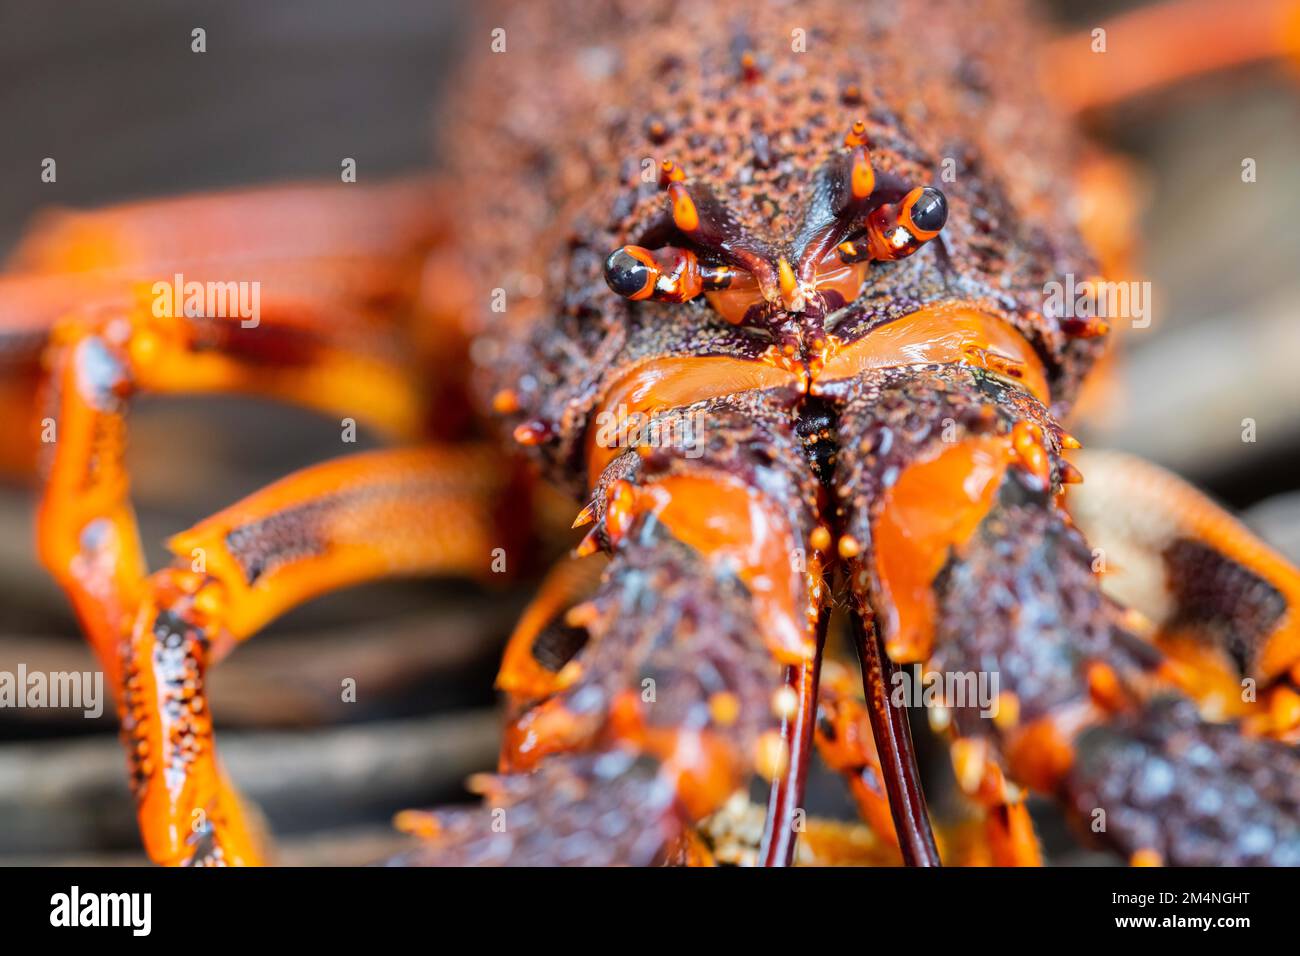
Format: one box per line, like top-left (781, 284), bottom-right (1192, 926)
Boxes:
top-left (0, 0), bottom-right (1297, 864)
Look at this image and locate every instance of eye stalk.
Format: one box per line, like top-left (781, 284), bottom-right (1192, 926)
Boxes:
top-left (838, 184), bottom-right (950, 264)
top-left (603, 245), bottom-right (702, 304)
top-left (603, 245), bottom-right (737, 306)
top-left (603, 247), bottom-right (655, 299)
top-left (603, 243), bottom-right (767, 324)
top-left (603, 146), bottom-right (951, 328)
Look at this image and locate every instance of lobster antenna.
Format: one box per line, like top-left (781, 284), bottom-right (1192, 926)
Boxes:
top-left (850, 607), bottom-right (942, 866)
top-left (757, 609), bottom-right (830, 866)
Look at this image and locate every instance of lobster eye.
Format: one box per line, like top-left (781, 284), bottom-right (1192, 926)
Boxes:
top-left (904, 186), bottom-right (948, 238)
top-left (604, 247), bottom-right (655, 299)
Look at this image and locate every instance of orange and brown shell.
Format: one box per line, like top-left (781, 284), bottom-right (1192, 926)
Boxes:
top-left (438, 0), bottom-right (1101, 490)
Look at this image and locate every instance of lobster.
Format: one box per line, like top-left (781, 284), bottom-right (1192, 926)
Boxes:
top-left (5, 0), bottom-right (1300, 866)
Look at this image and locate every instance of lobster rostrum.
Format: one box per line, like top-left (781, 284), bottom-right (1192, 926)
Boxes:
top-left (9, 0), bottom-right (1300, 866)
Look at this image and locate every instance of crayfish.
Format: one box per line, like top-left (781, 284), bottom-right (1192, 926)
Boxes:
top-left (4, 0), bottom-right (1300, 866)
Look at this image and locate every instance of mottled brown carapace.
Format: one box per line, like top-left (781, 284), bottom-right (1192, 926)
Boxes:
top-left (442, 0), bottom-right (1100, 481)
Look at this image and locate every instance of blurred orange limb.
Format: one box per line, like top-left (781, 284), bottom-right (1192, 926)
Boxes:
top-left (36, 298), bottom-right (424, 678)
top-left (123, 445), bottom-right (507, 865)
top-left (984, 795), bottom-right (1044, 867)
top-left (1043, 0), bottom-right (1300, 113)
top-left (496, 552), bottom-right (608, 704)
top-left (33, 292), bottom-right (497, 865)
top-left (8, 178), bottom-right (444, 276)
top-left (172, 445), bottom-right (506, 648)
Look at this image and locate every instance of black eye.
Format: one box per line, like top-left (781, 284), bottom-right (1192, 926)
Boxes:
top-left (604, 247), bottom-right (653, 298)
top-left (908, 187), bottom-right (948, 234)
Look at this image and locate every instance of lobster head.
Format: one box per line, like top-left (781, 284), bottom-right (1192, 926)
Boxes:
top-left (603, 122), bottom-right (948, 350)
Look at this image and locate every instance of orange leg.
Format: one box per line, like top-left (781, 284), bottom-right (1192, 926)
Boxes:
top-left (8, 178), bottom-right (442, 276)
top-left (814, 661), bottom-right (1043, 866)
top-left (121, 445), bottom-right (509, 865)
top-left (983, 797), bottom-right (1043, 867)
top-left (495, 552), bottom-right (609, 707)
top-left (1064, 448), bottom-right (1300, 736)
top-left (946, 736), bottom-right (1044, 867)
top-left (1042, 0), bottom-right (1300, 114)
top-left (2, 179), bottom-right (446, 374)
top-left (37, 295), bottom-right (425, 672)
top-left (34, 289), bottom-right (508, 864)
top-left (2, 177), bottom-right (454, 476)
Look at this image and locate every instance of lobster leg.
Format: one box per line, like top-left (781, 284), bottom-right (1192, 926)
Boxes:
top-left (1064, 448), bottom-right (1300, 734)
top-left (831, 363), bottom-right (1300, 865)
top-left (1, 178), bottom-right (456, 480)
top-left (931, 469), bottom-right (1300, 865)
top-left (1042, 0), bottom-right (1300, 114)
top-left (404, 392), bottom-right (831, 865)
top-left (119, 445), bottom-right (509, 866)
top-left (1, 180), bottom-right (446, 386)
top-left (8, 178), bottom-right (442, 277)
top-left (32, 278), bottom-right (510, 864)
top-left (982, 794), bottom-right (1043, 867)
top-left (37, 301), bottom-right (424, 677)
top-left (495, 552), bottom-right (608, 707)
